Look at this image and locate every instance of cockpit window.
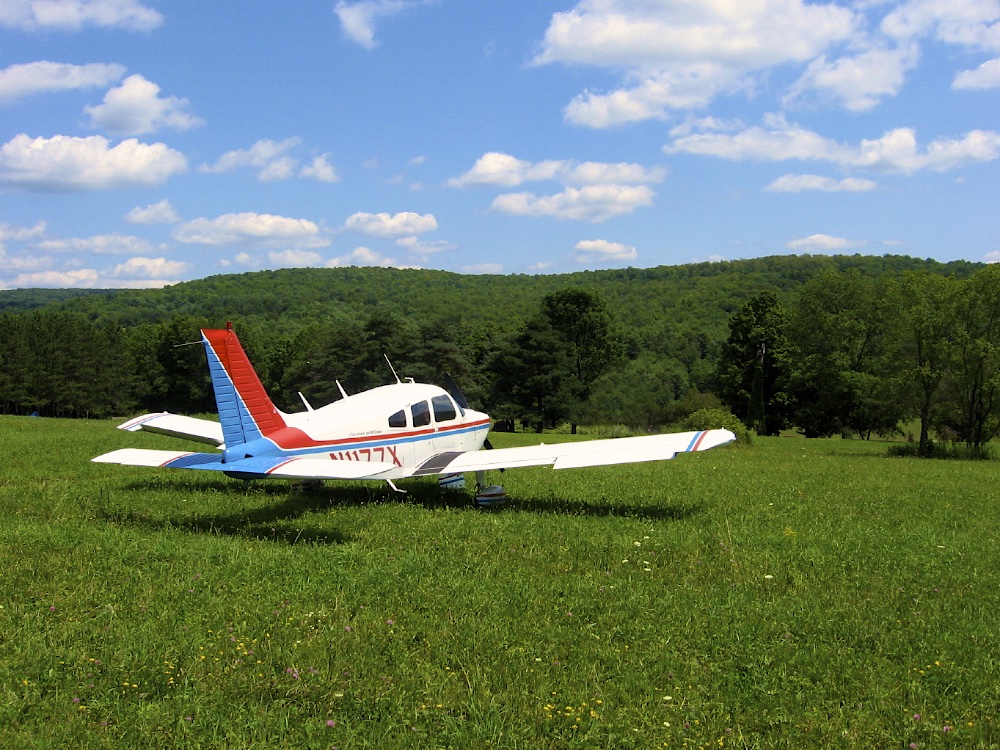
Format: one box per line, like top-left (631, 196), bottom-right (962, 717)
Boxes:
top-left (388, 409), bottom-right (406, 428)
top-left (411, 400), bottom-right (430, 427)
top-left (432, 394), bottom-right (457, 422)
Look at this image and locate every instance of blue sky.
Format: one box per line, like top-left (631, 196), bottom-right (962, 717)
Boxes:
top-left (1, 0), bottom-right (998, 289)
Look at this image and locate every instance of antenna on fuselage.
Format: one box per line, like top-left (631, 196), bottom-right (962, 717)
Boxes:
top-left (384, 354), bottom-right (402, 384)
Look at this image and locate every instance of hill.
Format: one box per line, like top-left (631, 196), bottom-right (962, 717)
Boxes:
top-left (0, 254), bottom-right (980, 338)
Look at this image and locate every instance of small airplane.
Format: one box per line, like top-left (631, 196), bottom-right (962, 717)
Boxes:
top-left (93, 324), bottom-right (736, 505)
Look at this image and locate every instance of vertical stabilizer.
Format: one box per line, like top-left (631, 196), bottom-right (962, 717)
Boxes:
top-left (201, 325), bottom-right (285, 447)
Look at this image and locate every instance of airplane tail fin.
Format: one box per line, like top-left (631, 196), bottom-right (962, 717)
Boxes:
top-left (201, 324), bottom-right (286, 447)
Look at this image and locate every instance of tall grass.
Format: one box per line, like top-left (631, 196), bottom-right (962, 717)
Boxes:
top-left (1, 416), bottom-right (998, 748)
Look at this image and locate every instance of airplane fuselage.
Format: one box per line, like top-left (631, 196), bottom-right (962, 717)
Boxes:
top-left (223, 382), bottom-right (491, 480)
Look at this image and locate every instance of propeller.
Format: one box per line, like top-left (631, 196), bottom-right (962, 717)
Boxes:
top-left (444, 372), bottom-right (497, 453)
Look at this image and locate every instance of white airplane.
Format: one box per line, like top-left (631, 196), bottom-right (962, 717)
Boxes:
top-left (93, 324), bottom-right (736, 505)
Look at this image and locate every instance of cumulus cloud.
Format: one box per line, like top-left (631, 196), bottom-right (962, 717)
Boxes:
top-left (451, 152), bottom-right (663, 222)
top-left (765, 174), bottom-right (878, 192)
top-left (953, 57), bottom-right (1000, 89)
top-left (395, 235), bottom-right (455, 256)
top-left (533, 0), bottom-right (856, 126)
top-left (0, 61), bottom-right (125, 103)
top-left (0, 0), bottom-right (163, 31)
top-left (300, 154), bottom-right (339, 182)
top-left (334, 0), bottom-right (428, 49)
top-left (786, 234), bottom-right (866, 252)
top-left (35, 232), bottom-right (161, 255)
top-left (268, 249), bottom-right (324, 267)
top-left (0, 133), bottom-right (187, 191)
top-left (173, 212), bottom-right (329, 248)
top-left (785, 44), bottom-right (921, 112)
top-left (125, 199), bottom-right (180, 225)
top-left (3, 268), bottom-right (100, 288)
top-left (201, 138), bottom-right (336, 182)
top-left (110, 256), bottom-right (190, 279)
top-left (344, 211), bottom-right (438, 236)
top-left (84, 74), bottom-right (203, 135)
top-left (574, 239), bottom-right (637, 263)
top-left (448, 151), bottom-right (662, 188)
top-left (665, 115), bottom-right (1000, 174)
top-left (492, 185), bottom-right (655, 223)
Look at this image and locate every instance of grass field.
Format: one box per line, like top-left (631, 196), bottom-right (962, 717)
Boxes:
top-left (1, 415), bottom-right (998, 749)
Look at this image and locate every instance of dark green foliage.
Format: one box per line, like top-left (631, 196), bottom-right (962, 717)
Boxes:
top-left (716, 291), bottom-right (791, 435)
top-left (0, 254), bottom-right (994, 442)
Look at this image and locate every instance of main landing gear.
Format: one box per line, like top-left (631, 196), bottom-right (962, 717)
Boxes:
top-left (437, 471), bottom-right (507, 508)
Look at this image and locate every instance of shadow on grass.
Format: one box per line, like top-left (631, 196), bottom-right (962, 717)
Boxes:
top-left (98, 475), bottom-right (703, 543)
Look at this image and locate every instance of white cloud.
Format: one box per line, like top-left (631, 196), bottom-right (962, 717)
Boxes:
top-left (448, 152), bottom-right (567, 188)
top-left (173, 212), bottom-right (329, 248)
top-left (665, 115), bottom-right (1000, 174)
top-left (785, 44), bottom-right (921, 112)
top-left (125, 199), bottom-right (179, 225)
top-left (0, 133), bottom-right (187, 190)
top-left (268, 249), bottom-right (323, 267)
top-left (953, 57), bottom-right (1000, 89)
top-left (0, 61), bottom-right (125, 103)
top-left (449, 151), bottom-right (663, 188)
top-left (5, 268), bottom-right (99, 288)
top-left (460, 263), bottom-right (504, 274)
top-left (84, 74), bottom-right (203, 136)
top-left (201, 138), bottom-right (300, 179)
top-left (300, 154), bottom-right (339, 182)
top-left (200, 138), bottom-right (335, 182)
top-left (786, 234), bottom-right (866, 252)
top-left (492, 184), bottom-right (655, 223)
top-left (574, 239), bottom-right (637, 263)
top-left (880, 0), bottom-right (1000, 49)
top-left (395, 235), bottom-right (454, 256)
top-left (534, 0), bottom-right (857, 126)
top-left (765, 174), bottom-right (878, 192)
top-left (0, 220), bottom-right (47, 243)
top-left (334, 0), bottom-right (427, 49)
top-left (0, 0), bottom-right (163, 31)
top-left (451, 152), bottom-right (662, 223)
top-left (985, 250), bottom-right (1000, 263)
top-left (35, 232), bottom-right (160, 255)
top-left (110, 256), bottom-right (189, 279)
top-left (344, 211), bottom-right (437, 236)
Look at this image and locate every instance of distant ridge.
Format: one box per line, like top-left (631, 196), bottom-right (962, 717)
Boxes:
top-left (1, 255), bottom-right (981, 333)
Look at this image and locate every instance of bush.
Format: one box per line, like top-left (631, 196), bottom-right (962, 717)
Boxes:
top-left (673, 407), bottom-right (752, 446)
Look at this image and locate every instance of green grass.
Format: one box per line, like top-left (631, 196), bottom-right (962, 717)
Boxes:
top-left (2, 415), bottom-right (999, 749)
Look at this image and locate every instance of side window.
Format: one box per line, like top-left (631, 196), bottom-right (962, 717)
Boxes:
top-left (432, 394), bottom-right (457, 422)
top-left (411, 400), bottom-right (430, 427)
top-left (388, 409), bottom-right (406, 428)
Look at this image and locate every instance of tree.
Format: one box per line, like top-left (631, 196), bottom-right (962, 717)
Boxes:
top-left (940, 266), bottom-right (1000, 449)
top-left (488, 288), bottom-right (622, 432)
top-left (786, 270), bottom-right (902, 438)
top-left (886, 272), bottom-right (957, 455)
top-left (716, 291), bottom-right (791, 435)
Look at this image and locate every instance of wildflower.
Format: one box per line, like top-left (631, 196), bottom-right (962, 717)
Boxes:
top-left (344, 625), bottom-right (352, 632)
top-left (909, 743), bottom-right (918, 749)
top-left (943, 725), bottom-right (953, 733)
top-left (49, 606), bottom-right (56, 611)
top-left (326, 720), bottom-right (336, 728)
top-left (386, 619), bottom-right (394, 626)
top-left (913, 713), bottom-right (921, 721)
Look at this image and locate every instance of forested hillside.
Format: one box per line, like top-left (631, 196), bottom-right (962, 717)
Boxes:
top-left (0, 254), bottom-right (987, 440)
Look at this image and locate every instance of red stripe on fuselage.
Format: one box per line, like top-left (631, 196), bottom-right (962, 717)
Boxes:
top-left (263, 418), bottom-right (491, 452)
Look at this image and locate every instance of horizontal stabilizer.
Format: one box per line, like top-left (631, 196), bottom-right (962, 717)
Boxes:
top-left (118, 413), bottom-right (224, 447)
top-left (92, 448), bottom-right (209, 467)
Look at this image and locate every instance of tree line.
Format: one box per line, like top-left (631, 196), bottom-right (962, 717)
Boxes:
top-left (1, 257), bottom-right (994, 449)
top-left (716, 265), bottom-right (1000, 452)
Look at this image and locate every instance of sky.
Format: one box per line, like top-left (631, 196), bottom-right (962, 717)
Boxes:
top-left (0, 0), bottom-right (998, 289)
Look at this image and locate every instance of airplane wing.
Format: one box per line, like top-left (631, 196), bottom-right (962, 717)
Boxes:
top-left (92, 448), bottom-right (397, 480)
top-left (119, 413), bottom-right (225, 447)
top-left (409, 428), bottom-right (736, 476)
